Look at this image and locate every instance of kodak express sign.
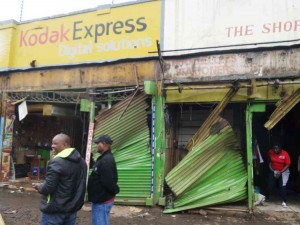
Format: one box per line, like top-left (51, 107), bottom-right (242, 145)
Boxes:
top-left (7, 1), bottom-right (160, 70)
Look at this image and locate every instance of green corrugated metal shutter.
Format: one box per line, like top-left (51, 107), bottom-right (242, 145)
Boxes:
top-left (93, 92), bottom-right (152, 205)
top-left (164, 118), bottom-right (247, 213)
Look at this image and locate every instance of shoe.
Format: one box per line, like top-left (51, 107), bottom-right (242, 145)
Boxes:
top-left (282, 202), bottom-right (287, 208)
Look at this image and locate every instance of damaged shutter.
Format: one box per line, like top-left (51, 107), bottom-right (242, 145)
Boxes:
top-left (93, 92), bottom-right (152, 205)
top-left (264, 88), bottom-right (300, 130)
top-left (164, 118), bottom-right (247, 213)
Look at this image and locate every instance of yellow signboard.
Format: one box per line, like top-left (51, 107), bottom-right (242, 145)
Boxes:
top-left (0, 23), bottom-right (15, 70)
top-left (1, 1), bottom-right (160, 70)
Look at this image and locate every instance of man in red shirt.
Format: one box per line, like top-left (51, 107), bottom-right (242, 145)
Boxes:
top-left (267, 142), bottom-right (291, 207)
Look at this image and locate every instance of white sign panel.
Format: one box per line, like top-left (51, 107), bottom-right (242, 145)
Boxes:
top-left (18, 101), bottom-right (28, 121)
top-left (163, 0), bottom-right (300, 56)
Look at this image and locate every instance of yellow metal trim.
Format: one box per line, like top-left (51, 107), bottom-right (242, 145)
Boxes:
top-left (166, 80), bottom-right (300, 103)
top-left (42, 105), bottom-right (53, 116)
top-left (27, 104), bottom-right (51, 112)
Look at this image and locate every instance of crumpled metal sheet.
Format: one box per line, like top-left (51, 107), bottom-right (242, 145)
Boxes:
top-left (264, 88), bottom-right (300, 130)
top-left (93, 92), bottom-right (152, 204)
top-left (186, 87), bottom-right (238, 151)
top-left (164, 118), bottom-right (247, 213)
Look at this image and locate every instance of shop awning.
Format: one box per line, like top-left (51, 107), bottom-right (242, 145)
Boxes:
top-left (165, 79), bottom-right (300, 103)
top-left (264, 88), bottom-right (300, 130)
top-left (93, 92), bottom-right (152, 205)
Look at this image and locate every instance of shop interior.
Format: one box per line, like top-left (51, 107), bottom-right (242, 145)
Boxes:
top-left (252, 102), bottom-right (300, 203)
top-left (12, 103), bottom-right (85, 180)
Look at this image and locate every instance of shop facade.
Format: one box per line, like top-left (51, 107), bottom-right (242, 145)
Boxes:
top-left (0, 0), bottom-right (300, 212)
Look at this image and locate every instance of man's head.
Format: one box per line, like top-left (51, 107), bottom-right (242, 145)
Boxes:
top-left (94, 134), bottom-right (113, 154)
top-left (273, 142), bottom-right (282, 154)
top-left (52, 133), bottom-right (71, 155)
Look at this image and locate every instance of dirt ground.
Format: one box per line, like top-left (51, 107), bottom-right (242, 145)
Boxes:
top-left (0, 188), bottom-right (299, 225)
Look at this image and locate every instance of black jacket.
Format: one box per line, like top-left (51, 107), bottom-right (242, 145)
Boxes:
top-left (38, 148), bottom-right (87, 213)
top-left (88, 150), bottom-right (119, 203)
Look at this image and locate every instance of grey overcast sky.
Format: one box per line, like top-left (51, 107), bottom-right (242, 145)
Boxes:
top-left (0, 0), bottom-right (137, 22)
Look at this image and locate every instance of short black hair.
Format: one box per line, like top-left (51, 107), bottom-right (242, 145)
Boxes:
top-left (94, 134), bottom-right (113, 145)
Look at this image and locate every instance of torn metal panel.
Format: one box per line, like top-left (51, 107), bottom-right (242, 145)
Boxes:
top-left (93, 92), bottom-right (152, 204)
top-left (186, 87), bottom-right (238, 151)
top-left (264, 88), bottom-right (300, 130)
top-left (164, 119), bottom-right (247, 213)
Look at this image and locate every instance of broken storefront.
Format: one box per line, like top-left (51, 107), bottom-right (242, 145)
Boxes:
top-left (161, 52), bottom-right (300, 212)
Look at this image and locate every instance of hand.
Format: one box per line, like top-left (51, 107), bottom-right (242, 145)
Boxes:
top-left (275, 171), bottom-right (282, 178)
top-left (32, 183), bottom-right (40, 191)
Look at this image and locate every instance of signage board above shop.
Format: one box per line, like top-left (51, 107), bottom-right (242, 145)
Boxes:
top-left (0, 1), bottom-right (161, 71)
top-left (162, 0), bottom-right (300, 56)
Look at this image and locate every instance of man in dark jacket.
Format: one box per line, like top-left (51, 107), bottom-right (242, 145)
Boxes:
top-left (88, 134), bottom-right (119, 225)
top-left (33, 133), bottom-right (87, 225)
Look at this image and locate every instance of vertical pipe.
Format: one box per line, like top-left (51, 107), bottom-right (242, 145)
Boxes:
top-left (246, 103), bottom-right (254, 211)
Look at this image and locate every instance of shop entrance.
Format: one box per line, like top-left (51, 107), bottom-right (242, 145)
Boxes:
top-left (164, 102), bottom-right (249, 212)
top-left (252, 102), bottom-right (300, 208)
top-left (165, 103), bottom-right (247, 173)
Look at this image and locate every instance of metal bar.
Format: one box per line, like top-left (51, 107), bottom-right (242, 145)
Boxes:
top-left (164, 80), bottom-right (300, 91)
top-left (118, 88), bottom-right (139, 120)
top-left (154, 93), bottom-right (166, 203)
top-left (246, 104), bottom-right (254, 211)
top-left (264, 88), bottom-right (300, 130)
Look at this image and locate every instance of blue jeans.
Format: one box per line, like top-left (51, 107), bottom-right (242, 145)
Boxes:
top-left (92, 202), bottom-right (114, 225)
top-left (41, 212), bottom-right (76, 225)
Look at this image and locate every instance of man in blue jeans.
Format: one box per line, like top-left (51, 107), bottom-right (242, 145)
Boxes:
top-left (33, 133), bottom-right (87, 225)
top-left (88, 134), bottom-right (119, 225)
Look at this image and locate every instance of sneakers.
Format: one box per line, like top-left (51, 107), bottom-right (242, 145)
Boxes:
top-left (282, 202), bottom-right (287, 208)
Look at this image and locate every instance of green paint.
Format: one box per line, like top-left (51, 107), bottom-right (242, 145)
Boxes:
top-left (153, 94), bottom-right (166, 205)
top-left (144, 81), bottom-right (157, 95)
top-left (250, 104), bottom-right (266, 113)
top-left (80, 99), bottom-right (90, 112)
top-left (90, 101), bottom-right (95, 122)
top-left (108, 93), bottom-right (113, 108)
top-left (246, 103), bottom-right (266, 211)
